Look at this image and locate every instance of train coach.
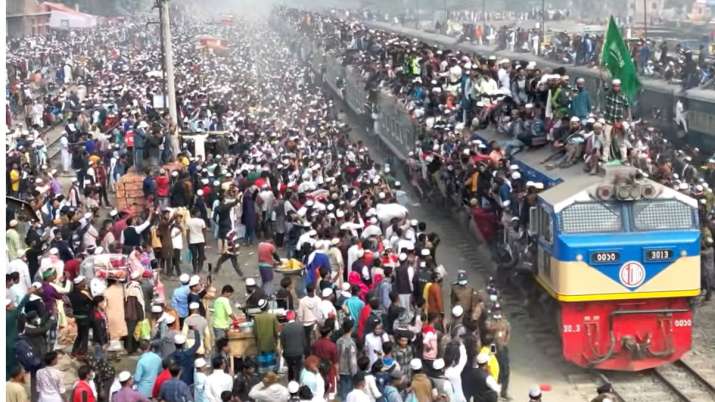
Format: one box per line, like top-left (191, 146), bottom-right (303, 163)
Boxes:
top-left (528, 167), bottom-right (701, 371)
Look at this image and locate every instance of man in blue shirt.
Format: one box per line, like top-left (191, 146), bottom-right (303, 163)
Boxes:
top-left (172, 274), bottom-right (191, 327)
top-left (343, 285), bottom-right (365, 323)
top-left (134, 340), bottom-right (163, 398)
top-left (168, 331), bottom-right (201, 386)
top-left (158, 364), bottom-right (193, 402)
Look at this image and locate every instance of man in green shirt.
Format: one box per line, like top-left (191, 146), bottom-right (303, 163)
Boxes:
top-left (7, 219), bottom-right (25, 262)
top-left (212, 285), bottom-right (237, 340)
top-left (253, 299), bottom-right (280, 373)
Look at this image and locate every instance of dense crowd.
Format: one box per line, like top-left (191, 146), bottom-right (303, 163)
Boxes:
top-left (433, 20), bottom-right (715, 90)
top-left (3, 6), bottom-right (712, 402)
top-left (4, 8), bottom-right (549, 402)
top-left (287, 10), bottom-right (714, 296)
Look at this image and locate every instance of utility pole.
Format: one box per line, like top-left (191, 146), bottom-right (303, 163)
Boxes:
top-left (159, 0), bottom-right (179, 158)
top-left (540, 0), bottom-right (545, 56)
top-left (643, 0), bottom-right (648, 42)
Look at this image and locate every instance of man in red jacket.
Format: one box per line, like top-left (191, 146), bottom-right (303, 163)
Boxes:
top-left (71, 365), bottom-right (96, 402)
top-left (155, 169), bottom-right (171, 209)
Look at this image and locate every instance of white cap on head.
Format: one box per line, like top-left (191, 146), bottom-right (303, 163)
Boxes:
top-left (189, 302), bottom-right (200, 310)
top-left (288, 381), bottom-right (300, 394)
top-left (409, 358), bottom-right (423, 371)
top-left (257, 299), bottom-right (267, 309)
top-left (432, 358), bottom-right (445, 370)
top-left (246, 278), bottom-right (257, 287)
top-left (452, 305), bottom-right (464, 317)
top-left (529, 386), bottom-right (542, 398)
top-left (398, 253), bottom-right (407, 262)
top-left (179, 273), bottom-right (190, 284)
top-left (151, 305), bottom-right (163, 313)
top-left (118, 371), bottom-right (132, 382)
top-left (341, 282), bottom-right (351, 292)
top-left (195, 358), bottom-right (207, 368)
top-left (421, 248), bottom-right (430, 256)
top-left (477, 353), bottom-right (490, 365)
top-left (9, 219), bottom-right (18, 228)
top-left (73, 275), bottom-right (86, 284)
top-left (612, 78), bottom-right (622, 85)
top-left (174, 334), bottom-right (187, 345)
top-left (322, 287), bottom-right (333, 298)
top-left (49, 247), bottom-right (59, 255)
top-left (188, 275), bottom-right (200, 286)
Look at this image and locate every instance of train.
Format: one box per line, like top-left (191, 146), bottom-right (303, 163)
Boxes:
top-left (277, 17), bottom-right (704, 372)
top-left (529, 167), bottom-right (701, 371)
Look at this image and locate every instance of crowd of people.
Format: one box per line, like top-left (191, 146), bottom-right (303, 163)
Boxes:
top-left (4, 7), bottom-right (556, 402)
top-left (291, 10), bottom-right (714, 296)
top-left (436, 19), bottom-right (715, 90)
top-left (3, 6), bottom-right (712, 402)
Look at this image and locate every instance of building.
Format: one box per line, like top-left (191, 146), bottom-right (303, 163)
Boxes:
top-left (6, 0), bottom-right (50, 37)
top-left (6, 0), bottom-right (98, 38)
top-left (627, 0), bottom-right (666, 22)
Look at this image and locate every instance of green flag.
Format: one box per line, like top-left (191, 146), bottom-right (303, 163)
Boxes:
top-left (600, 16), bottom-right (641, 102)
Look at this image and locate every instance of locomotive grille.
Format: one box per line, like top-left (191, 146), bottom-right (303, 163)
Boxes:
top-left (560, 202), bottom-right (622, 233)
top-left (633, 200), bottom-right (694, 230)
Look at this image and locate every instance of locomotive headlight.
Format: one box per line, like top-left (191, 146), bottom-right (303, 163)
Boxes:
top-left (681, 250), bottom-right (687, 257)
top-left (576, 254), bottom-right (583, 262)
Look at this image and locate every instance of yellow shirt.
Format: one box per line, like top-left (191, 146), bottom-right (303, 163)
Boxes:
top-left (6, 381), bottom-right (28, 402)
top-left (10, 170), bottom-right (20, 192)
top-left (479, 345), bottom-right (500, 381)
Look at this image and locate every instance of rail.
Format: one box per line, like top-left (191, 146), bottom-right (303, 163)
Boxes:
top-left (652, 359), bottom-right (715, 402)
top-left (593, 357), bottom-right (715, 402)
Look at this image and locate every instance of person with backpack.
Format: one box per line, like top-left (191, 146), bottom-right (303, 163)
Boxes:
top-left (382, 371), bottom-right (404, 402)
top-left (70, 365), bottom-right (96, 402)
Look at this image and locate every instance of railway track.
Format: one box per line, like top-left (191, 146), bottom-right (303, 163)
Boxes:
top-left (591, 357), bottom-right (715, 402)
top-left (652, 358), bottom-right (715, 402)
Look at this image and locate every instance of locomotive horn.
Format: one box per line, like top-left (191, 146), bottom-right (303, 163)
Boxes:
top-left (641, 184), bottom-right (657, 199)
top-left (596, 185), bottom-right (614, 200)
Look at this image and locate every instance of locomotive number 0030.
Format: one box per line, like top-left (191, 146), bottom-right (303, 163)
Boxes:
top-left (590, 251), bottom-right (620, 264)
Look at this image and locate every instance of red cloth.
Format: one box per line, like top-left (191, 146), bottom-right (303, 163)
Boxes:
top-left (312, 337), bottom-right (338, 392)
top-left (155, 175), bottom-right (170, 197)
top-left (72, 380), bottom-right (96, 402)
top-left (64, 259), bottom-right (81, 281)
top-left (152, 369), bottom-right (172, 399)
top-left (356, 304), bottom-right (372, 339)
top-left (471, 207), bottom-right (498, 243)
top-left (348, 271), bottom-right (368, 300)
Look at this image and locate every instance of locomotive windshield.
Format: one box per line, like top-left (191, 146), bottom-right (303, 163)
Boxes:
top-left (632, 199), bottom-right (695, 231)
top-left (560, 202), bottom-right (623, 234)
top-left (559, 199), bottom-right (696, 234)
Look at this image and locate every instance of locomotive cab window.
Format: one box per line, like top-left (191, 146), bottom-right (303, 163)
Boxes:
top-left (560, 202), bottom-right (623, 234)
top-left (631, 199), bottom-right (696, 231)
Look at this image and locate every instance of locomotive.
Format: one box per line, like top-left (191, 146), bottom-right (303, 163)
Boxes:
top-left (528, 167), bottom-right (700, 371)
